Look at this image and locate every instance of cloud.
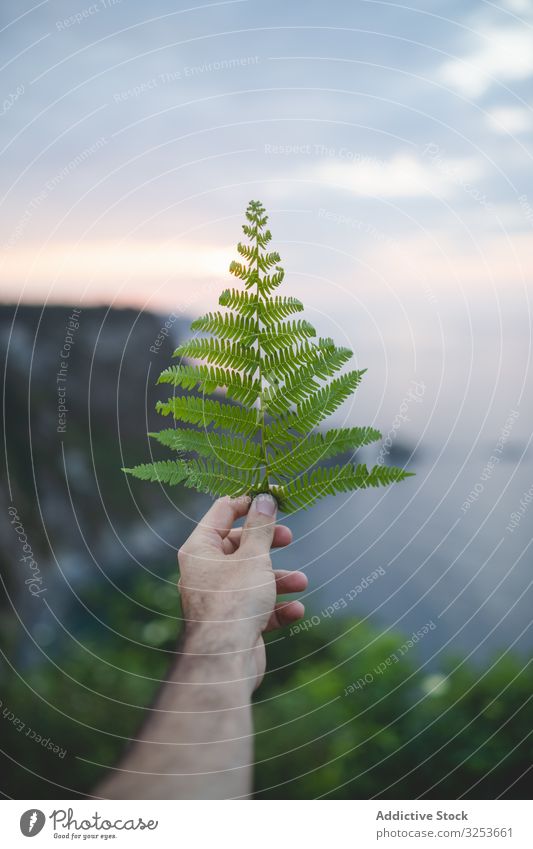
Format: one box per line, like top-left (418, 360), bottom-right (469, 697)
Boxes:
top-left (312, 153), bottom-right (484, 199)
top-left (501, 0), bottom-right (533, 13)
top-left (438, 26), bottom-right (533, 99)
top-left (359, 230), bottom-right (533, 294)
top-left (0, 241), bottom-right (234, 306)
top-left (486, 106), bottom-right (533, 134)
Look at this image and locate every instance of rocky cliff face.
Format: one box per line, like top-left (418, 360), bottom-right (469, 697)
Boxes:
top-left (0, 305), bottom-right (203, 651)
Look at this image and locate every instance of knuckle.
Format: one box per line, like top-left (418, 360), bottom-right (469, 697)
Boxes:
top-left (177, 545), bottom-right (189, 564)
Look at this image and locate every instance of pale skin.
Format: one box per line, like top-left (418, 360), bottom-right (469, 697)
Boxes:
top-left (98, 493), bottom-right (308, 799)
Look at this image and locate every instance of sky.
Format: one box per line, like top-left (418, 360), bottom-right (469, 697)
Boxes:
top-left (0, 0), bottom-right (532, 450)
top-left (2, 0), bottom-right (533, 683)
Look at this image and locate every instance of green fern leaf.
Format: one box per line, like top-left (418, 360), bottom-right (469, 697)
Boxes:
top-left (218, 288), bottom-right (259, 317)
top-left (229, 260), bottom-right (252, 283)
top-left (157, 364), bottom-right (260, 406)
top-left (148, 429), bottom-right (262, 470)
top-left (264, 347), bottom-right (353, 414)
top-left (173, 338), bottom-right (260, 373)
top-left (122, 460), bottom-right (190, 485)
top-left (156, 396), bottom-right (261, 437)
top-left (262, 338), bottom-right (336, 381)
top-left (191, 311), bottom-right (257, 343)
top-left (269, 427), bottom-right (382, 478)
top-left (258, 267), bottom-right (284, 296)
top-left (259, 319), bottom-right (316, 354)
top-left (265, 370), bottom-right (366, 444)
top-left (258, 250), bottom-right (281, 272)
top-left (186, 458), bottom-right (261, 497)
top-left (125, 199), bottom-right (414, 510)
top-left (237, 242), bottom-right (258, 262)
top-left (242, 224), bottom-right (271, 248)
top-left (258, 296), bottom-right (304, 325)
top-left (245, 201), bottom-right (268, 229)
top-left (273, 464), bottom-right (413, 511)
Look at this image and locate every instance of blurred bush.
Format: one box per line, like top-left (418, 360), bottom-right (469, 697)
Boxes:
top-left (256, 626), bottom-right (532, 798)
top-left (0, 568), bottom-right (531, 799)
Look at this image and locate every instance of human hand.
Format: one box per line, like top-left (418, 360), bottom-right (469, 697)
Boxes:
top-left (177, 494), bottom-right (308, 690)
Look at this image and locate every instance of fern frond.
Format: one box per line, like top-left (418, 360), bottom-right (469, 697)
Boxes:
top-left (257, 250), bottom-right (281, 272)
top-left (258, 296), bottom-right (304, 325)
top-left (126, 199), bottom-right (413, 510)
top-left (157, 364), bottom-right (260, 406)
top-left (262, 338), bottom-right (336, 381)
top-left (265, 370), bottom-right (366, 444)
top-left (191, 311), bottom-right (257, 343)
top-left (236, 242), bottom-right (258, 262)
top-left (186, 458), bottom-right (261, 497)
top-left (264, 347), bottom-right (353, 415)
top-left (156, 396), bottom-right (261, 436)
top-left (258, 267), bottom-right (284, 296)
top-left (229, 260), bottom-right (252, 283)
top-left (273, 463), bottom-right (413, 511)
top-left (148, 429), bottom-right (262, 470)
top-left (173, 338), bottom-right (260, 373)
top-left (122, 460), bottom-right (190, 485)
top-left (245, 201), bottom-right (268, 229)
top-left (269, 427), bottom-right (382, 478)
top-left (242, 224), bottom-right (271, 248)
top-left (218, 288), bottom-right (258, 317)
top-left (259, 320), bottom-right (316, 353)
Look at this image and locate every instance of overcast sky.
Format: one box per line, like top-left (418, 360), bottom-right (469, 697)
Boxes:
top-left (0, 0), bottom-right (531, 304)
top-left (0, 0), bottom-right (532, 448)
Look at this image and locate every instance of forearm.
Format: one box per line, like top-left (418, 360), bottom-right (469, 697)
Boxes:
top-left (98, 626), bottom-right (256, 800)
top-left (98, 494), bottom-right (305, 799)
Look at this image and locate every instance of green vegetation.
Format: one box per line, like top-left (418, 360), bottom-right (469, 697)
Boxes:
top-left (0, 570), bottom-right (530, 799)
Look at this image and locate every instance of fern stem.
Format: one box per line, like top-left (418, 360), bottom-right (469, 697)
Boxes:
top-left (254, 213), bottom-right (269, 491)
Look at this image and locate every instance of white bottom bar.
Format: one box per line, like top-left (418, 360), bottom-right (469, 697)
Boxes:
top-left (1, 799), bottom-right (530, 848)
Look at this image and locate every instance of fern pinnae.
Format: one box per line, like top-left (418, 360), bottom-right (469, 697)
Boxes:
top-left (257, 250), bottom-right (281, 273)
top-left (272, 463), bottom-right (413, 511)
top-left (259, 319), bottom-right (316, 354)
top-left (157, 364), bottom-right (260, 406)
top-left (228, 260), bottom-right (251, 283)
top-left (218, 288), bottom-right (259, 317)
top-left (186, 458), bottom-right (261, 498)
top-left (264, 370), bottom-right (367, 445)
top-left (149, 429), bottom-right (262, 470)
top-left (258, 296), bottom-right (304, 325)
top-left (173, 338), bottom-right (260, 374)
top-left (237, 242), bottom-right (259, 263)
top-left (259, 267), bottom-right (285, 296)
top-left (122, 459), bottom-right (190, 485)
top-left (155, 396), bottom-right (261, 437)
top-left (123, 200), bottom-right (413, 511)
top-left (190, 311), bottom-right (257, 343)
top-left (263, 347), bottom-right (354, 415)
top-left (269, 427), bottom-right (382, 479)
top-left (242, 224), bottom-right (271, 248)
top-left (262, 338), bottom-right (336, 381)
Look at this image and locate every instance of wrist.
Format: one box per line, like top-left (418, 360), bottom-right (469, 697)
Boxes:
top-left (177, 622), bottom-right (258, 692)
top-left (182, 617), bottom-right (258, 652)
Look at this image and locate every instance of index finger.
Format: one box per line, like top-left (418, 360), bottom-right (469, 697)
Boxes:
top-left (188, 495), bottom-right (252, 546)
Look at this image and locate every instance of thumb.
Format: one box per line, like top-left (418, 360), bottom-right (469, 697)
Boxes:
top-left (239, 493), bottom-right (278, 557)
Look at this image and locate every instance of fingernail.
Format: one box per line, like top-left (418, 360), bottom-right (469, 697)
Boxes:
top-left (253, 493), bottom-right (277, 516)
